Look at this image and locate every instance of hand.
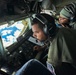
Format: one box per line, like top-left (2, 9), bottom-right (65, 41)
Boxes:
top-left (33, 45), bottom-right (44, 52)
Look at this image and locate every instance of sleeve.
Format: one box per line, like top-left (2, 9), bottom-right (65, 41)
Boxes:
top-left (47, 36), bottom-right (63, 67)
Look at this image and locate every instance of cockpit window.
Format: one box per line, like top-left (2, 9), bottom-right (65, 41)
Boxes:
top-left (0, 18), bottom-right (31, 48)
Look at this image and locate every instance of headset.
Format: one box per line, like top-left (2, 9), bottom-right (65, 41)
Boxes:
top-left (64, 2), bottom-right (76, 22)
top-left (35, 14), bottom-right (48, 34)
top-left (35, 13), bottom-right (56, 36)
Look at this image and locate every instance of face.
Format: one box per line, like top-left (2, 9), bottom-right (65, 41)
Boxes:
top-left (59, 16), bottom-right (69, 25)
top-left (32, 24), bottom-right (47, 42)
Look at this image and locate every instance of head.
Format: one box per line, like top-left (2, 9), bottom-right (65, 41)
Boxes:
top-left (31, 13), bottom-right (56, 42)
top-left (59, 15), bottom-right (70, 27)
top-left (59, 2), bottom-right (76, 25)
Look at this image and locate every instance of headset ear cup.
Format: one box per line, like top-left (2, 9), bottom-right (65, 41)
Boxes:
top-left (43, 23), bottom-right (53, 35)
top-left (43, 24), bottom-right (47, 35)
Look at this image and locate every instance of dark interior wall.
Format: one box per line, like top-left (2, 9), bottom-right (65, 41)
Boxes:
top-left (52, 0), bottom-right (76, 13)
top-left (0, 0), bottom-right (7, 16)
top-left (0, 0), bottom-right (76, 23)
top-left (0, 0), bottom-right (76, 15)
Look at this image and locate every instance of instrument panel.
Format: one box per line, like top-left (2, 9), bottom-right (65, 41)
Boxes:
top-left (0, 29), bottom-right (38, 74)
top-left (0, 29), bottom-right (47, 75)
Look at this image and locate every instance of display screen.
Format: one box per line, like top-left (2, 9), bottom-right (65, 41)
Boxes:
top-left (0, 18), bottom-right (31, 48)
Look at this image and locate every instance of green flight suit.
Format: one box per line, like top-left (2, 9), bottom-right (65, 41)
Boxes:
top-left (47, 28), bottom-right (76, 68)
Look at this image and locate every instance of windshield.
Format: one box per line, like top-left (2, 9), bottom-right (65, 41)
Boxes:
top-left (0, 18), bottom-right (31, 48)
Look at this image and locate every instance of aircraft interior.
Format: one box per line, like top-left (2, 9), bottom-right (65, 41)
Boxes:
top-left (0, 0), bottom-right (76, 75)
